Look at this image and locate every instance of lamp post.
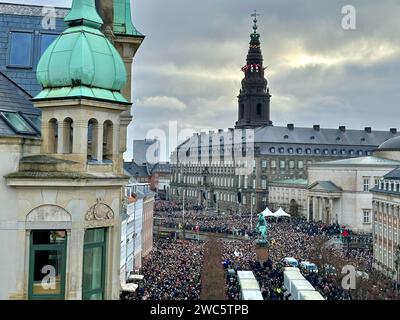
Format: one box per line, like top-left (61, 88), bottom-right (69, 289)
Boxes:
top-left (238, 189), bottom-right (242, 217)
top-left (182, 188), bottom-right (186, 240)
top-left (250, 192), bottom-right (254, 230)
top-left (178, 186), bottom-right (186, 239)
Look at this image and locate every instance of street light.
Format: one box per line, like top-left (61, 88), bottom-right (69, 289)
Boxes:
top-left (238, 189), bottom-right (242, 217)
top-left (250, 192), bottom-right (254, 231)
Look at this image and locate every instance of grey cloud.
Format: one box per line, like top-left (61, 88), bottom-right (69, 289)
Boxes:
top-left (8, 0), bottom-right (400, 162)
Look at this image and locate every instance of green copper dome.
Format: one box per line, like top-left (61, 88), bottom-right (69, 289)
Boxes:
top-left (34, 0), bottom-right (128, 104)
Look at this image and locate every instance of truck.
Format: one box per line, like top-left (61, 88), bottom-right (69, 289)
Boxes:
top-left (284, 257), bottom-right (299, 267)
top-left (290, 279), bottom-right (316, 300)
top-left (283, 270), bottom-right (305, 292)
top-left (298, 290), bottom-right (325, 300)
top-left (237, 270), bottom-right (263, 300)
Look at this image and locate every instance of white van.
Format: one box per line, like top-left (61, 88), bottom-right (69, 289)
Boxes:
top-left (300, 261), bottom-right (318, 273)
top-left (284, 257), bottom-right (299, 267)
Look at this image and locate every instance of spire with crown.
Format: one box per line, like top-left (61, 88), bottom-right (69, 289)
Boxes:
top-left (236, 11), bottom-right (272, 129)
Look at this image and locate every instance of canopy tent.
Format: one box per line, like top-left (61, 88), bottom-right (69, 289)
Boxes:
top-left (274, 207), bottom-right (291, 217)
top-left (260, 207), bottom-right (275, 217)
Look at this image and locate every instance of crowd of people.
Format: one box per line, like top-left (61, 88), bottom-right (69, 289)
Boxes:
top-left (126, 200), bottom-right (399, 300)
top-left (222, 218), bottom-right (398, 300)
top-left (125, 238), bottom-right (205, 300)
top-left (154, 200), bottom-right (182, 212)
top-left (156, 210), bottom-right (253, 236)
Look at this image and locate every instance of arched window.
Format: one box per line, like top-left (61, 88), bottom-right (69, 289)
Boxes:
top-left (87, 119), bottom-right (99, 161)
top-left (256, 104), bottom-right (262, 116)
top-left (240, 104), bottom-right (244, 118)
top-left (62, 117), bottom-right (73, 154)
top-left (103, 120), bottom-right (113, 161)
top-left (48, 118), bottom-right (58, 153)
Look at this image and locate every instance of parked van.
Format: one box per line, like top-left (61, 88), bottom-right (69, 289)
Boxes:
top-left (284, 257), bottom-right (299, 267)
top-left (300, 261), bottom-right (318, 273)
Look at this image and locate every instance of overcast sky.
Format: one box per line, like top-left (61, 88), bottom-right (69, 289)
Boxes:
top-left (5, 0), bottom-right (400, 161)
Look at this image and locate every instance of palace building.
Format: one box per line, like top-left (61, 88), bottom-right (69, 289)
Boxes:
top-left (370, 137), bottom-right (400, 280)
top-left (170, 14), bottom-right (399, 214)
top-left (0, 0), bottom-right (143, 300)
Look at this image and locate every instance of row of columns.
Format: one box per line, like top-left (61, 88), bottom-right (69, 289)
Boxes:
top-left (43, 119), bottom-right (118, 160)
top-left (308, 196), bottom-right (336, 224)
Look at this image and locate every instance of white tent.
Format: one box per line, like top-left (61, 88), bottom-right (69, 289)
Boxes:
top-left (260, 207), bottom-right (274, 217)
top-left (274, 207), bottom-right (291, 217)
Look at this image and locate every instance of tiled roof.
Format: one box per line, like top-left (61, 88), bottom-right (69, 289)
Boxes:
top-left (151, 162), bottom-right (171, 173)
top-left (308, 181), bottom-right (342, 193)
top-left (177, 125), bottom-right (398, 152)
top-left (124, 161), bottom-right (149, 178)
top-left (383, 167), bottom-right (400, 180)
top-left (270, 179), bottom-right (308, 186)
top-left (254, 125), bottom-right (397, 146)
top-left (0, 3), bottom-right (69, 18)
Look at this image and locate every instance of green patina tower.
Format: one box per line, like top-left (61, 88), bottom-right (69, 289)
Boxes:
top-left (113, 0), bottom-right (143, 36)
top-left (95, 0), bottom-right (145, 156)
top-left (30, 0), bottom-right (135, 175)
top-left (34, 0), bottom-right (128, 103)
top-left (5, 0), bottom-right (142, 300)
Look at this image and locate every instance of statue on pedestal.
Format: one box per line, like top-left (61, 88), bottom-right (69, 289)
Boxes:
top-left (256, 213), bottom-right (268, 247)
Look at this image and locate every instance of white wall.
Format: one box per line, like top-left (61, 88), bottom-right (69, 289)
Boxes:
top-left (309, 164), bottom-right (395, 232)
top-left (0, 140), bottom-right (39, 299)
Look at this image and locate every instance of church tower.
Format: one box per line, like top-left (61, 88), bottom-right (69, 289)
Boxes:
top-left (95, 0), bottom-right (145, 159)
top-left (235, 12), bottom-right (272, 129)
top-left (5, 0), bottom-right (138, 300)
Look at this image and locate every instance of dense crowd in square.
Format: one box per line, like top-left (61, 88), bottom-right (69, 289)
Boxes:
top-left (125, 200), bottom-right (399, 300)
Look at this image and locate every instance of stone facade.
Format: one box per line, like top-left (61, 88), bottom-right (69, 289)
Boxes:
top-left (307, 156), bottom-right (400, 233)
top-left (268, 179), bottom-right (308, 217)
top-left (0, 0), bottom-right (143, 300)
top-left (371, 169), bottom-right (400, 280)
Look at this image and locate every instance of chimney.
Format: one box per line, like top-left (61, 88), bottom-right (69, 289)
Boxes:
top-left (390, 128), bottom-right (397, 134)
top-left (365, 127), bottom-right (372, 133)
top-left (287, 124), bottom-right (294, 130)
top-left (313, 125), bottom-right (320, 131)
top-left (339, 126), bottom-right (346, 132)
